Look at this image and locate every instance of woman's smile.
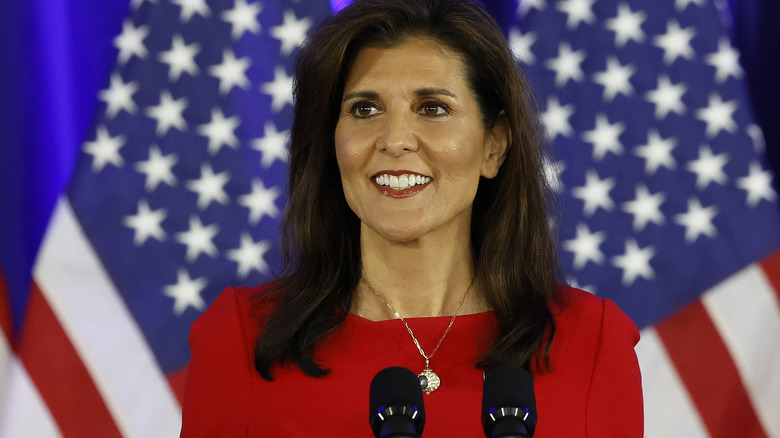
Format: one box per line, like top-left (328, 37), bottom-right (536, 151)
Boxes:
top-left (372, 170), bottom-right (432, 197)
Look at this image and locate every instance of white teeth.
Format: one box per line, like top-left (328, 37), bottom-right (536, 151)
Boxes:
top-left (374, 173), bottom-right (431, 190)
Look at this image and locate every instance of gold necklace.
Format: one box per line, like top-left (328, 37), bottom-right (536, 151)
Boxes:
top-left (360, 276), bottom-right (475, 395)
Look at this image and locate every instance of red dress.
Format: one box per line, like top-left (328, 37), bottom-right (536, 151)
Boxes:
top-left (181, 284), bottom-right (643, 437)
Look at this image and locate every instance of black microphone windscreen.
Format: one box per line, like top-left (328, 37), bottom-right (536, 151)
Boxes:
top-left (482, 363), bottom-right (537, 437)
top-left (369, 367), bottom-right (425, 435)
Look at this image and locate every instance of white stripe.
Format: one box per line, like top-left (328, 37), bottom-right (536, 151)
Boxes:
top-left (701, 263), bottom-right (780, 438)
top-left (0, 334), bottom-right (62, 437)
top-left (33, 199), bottom-right (181, 438)
top-left (636, 328), bottom-right (709, 438)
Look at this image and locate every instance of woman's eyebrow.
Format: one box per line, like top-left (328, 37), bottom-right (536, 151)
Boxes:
top-left (342, 88), bottom-right (457, 102)
top-left (415, 87), bottom-right (456, 98)
top-left (342, 90), bottom-right (379, 102)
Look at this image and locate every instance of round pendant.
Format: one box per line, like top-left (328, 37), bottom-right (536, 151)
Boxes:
top-left (418, 366), bottom-right (441, 394)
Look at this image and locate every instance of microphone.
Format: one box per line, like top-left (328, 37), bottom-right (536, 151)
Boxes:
top-left (481, 363), bottom-right (537, 438)
top-left (369, 367), bottom-right (426, 438)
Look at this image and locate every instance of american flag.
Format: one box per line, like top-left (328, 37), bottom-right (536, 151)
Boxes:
top-left (0, 0), bottom-right (332, 436)
top-left (0, 0), bottom-right (778, 437)
top-left (510, 0), bottom-right (780, 436)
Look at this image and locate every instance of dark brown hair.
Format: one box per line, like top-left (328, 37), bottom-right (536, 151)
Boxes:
top-left (254, 0), bottom-right (562, 380)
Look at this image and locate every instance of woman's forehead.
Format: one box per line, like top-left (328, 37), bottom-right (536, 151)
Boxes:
top-left (342, 38), bottom-right (469, 93)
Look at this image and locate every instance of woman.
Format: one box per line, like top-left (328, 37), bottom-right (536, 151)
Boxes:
top-left (181, 0), bottom-right (643, 436)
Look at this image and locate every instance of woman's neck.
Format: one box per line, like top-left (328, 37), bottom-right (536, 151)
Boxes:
top-left (353, 225), bottom-right (485, 320)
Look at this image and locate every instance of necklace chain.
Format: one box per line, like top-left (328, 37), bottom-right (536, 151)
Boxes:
top-left (360, 276), bottom-right (474, 366)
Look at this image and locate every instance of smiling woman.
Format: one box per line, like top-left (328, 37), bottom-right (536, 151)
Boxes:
top-left (181, 0), bottom-right (643, 436)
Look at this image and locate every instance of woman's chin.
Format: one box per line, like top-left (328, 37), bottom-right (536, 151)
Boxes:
top-left (376, 229), bottom-right (425, 245)
top-left (363, 222), bottom-right (429, 245)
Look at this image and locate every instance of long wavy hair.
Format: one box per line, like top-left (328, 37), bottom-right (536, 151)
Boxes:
top-left (253, 0), bottom-right (563, 380)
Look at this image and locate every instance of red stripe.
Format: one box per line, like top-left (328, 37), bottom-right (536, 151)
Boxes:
top-left (0, 267), bottom-right (14, 342)
top-left (19, 282), bottom-right (123, 438)
top-left (759, 250), bottom-right (780, 304)
top-left (167, 363), bottom-right (188, 406)
top-left (656, 299), bottom-right (768, 438)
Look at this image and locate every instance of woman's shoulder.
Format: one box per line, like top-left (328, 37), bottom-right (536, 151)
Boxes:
top-left (555, 284), bottom-right (601, 311)
top-left (195, 281), bottom-right (280, 332)
top-left (534, 290), bottom-right (643, 436)
top-left (552, 284), bottom-right (639, 342)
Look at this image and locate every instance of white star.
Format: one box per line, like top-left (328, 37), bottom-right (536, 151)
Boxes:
top-left (186, 163), bottom-right (230, 210)
top-left (252, 122), bottom-right (289, 168)
top-left (563, 223), bottom-right (606, 269)
top-left (543, 157), bottom-right (566, 193)
top-left (171, 0), bottom-right (210, 22)
top-left (163, 269), bottom-right (207, 315)
top-left (737, 162), bottom-right (777, 207)
top-left (113, 20), bottom-right (149, 64)
top-left (134, 145), bottom-right (178, 191)
top-left (196, 108), bottom-right (241, 155)
top-left (209, 50), bottom-right (251, 95)
top-left (84, 126), bottom-right (125, 172)
top-left (158, 35), bottom-right (200, 81)
top-left (270, 10), bottom-right (312, 56)
top-left (239, 179), bottom-right (281, 224)
top-left (226, 233), bottom-right (271, 277)
top-left (123, 199), bottom-right (167, 245)
top-left (695, 93), bottom-right (738, 138)
top-left (747, 124), bottom-right (766, 153)
top-left (582, 113), bottom-right (625, 160)
top-left (145, 90), bottom-right (188, 136)
top-left (221, 0), bottom-right (262, 40)
top-left (566, 277), bottom-right (597, 295)
top-left (622, 184), bottom-right (666, 231)
top-left (645, 74), bottom-right (687, 120)
top-left (261, 66), bottom-right (294, 112)
top-left (572, 170), bottom-right (615, 216)
top-left (518, 0), bottom-right (546, 16)
top-left (557, 0), bottom-right (596, 29)
top-left (508, 28), bottom-right (536, 64)
top-left (541, 96), bottom-right (575, 139)
top-left (611, 239), bottom-right (656, 286)
top-left (175, 216), bottom-right (219, 261)
top-left (707, 38), bottom-right (742, 83)
top-left (675, 198), bottom-right (718, 243)
top-left (131, 0), bottom-right (158, 9)
top-left (676, 0), bottom-right (706, 11)
top-left (593, 56), bottom-right (635, 101)
top-left (606, 3), bottom-right (646, 47)
top-left (686, 145), bottom-right (729, 189)
top-left (546, 42), bottom-right (586, 87)
top-left (99, 73), bottom-right (138, 118)
top-left (634, 129), bottom-right (677, 174)
top-left (653, 20), bottom-right (696, 65)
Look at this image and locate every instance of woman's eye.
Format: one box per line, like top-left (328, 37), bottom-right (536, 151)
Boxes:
top-left (419, 102), bottom-right (448, 116)
top-left (350, 103), bottom-right (379, 118)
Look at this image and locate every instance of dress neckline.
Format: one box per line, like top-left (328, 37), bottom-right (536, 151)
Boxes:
top-left (346, 310), bottom-right (495, 325)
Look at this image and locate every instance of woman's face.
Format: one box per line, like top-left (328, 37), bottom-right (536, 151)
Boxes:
top-left (334, 38), bottom-right (507, 244)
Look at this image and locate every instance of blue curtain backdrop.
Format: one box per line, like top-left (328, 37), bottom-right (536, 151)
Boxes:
top-left (728, 0), bottom-right (780, 185)
top-left (0, 0), bottom-right (131, 336)
top-left (0, 0), bottom-right (777, 337)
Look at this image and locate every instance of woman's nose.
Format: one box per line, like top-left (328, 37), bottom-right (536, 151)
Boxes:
top-left (376, 112), bottom-right (418, 155)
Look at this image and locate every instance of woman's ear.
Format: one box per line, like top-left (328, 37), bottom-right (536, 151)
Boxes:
top-left (481, 112), bottom-right (510, 179)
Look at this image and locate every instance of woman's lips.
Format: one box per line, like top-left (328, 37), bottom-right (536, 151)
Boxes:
top-left (372, 171), bottom-right (432, 198)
